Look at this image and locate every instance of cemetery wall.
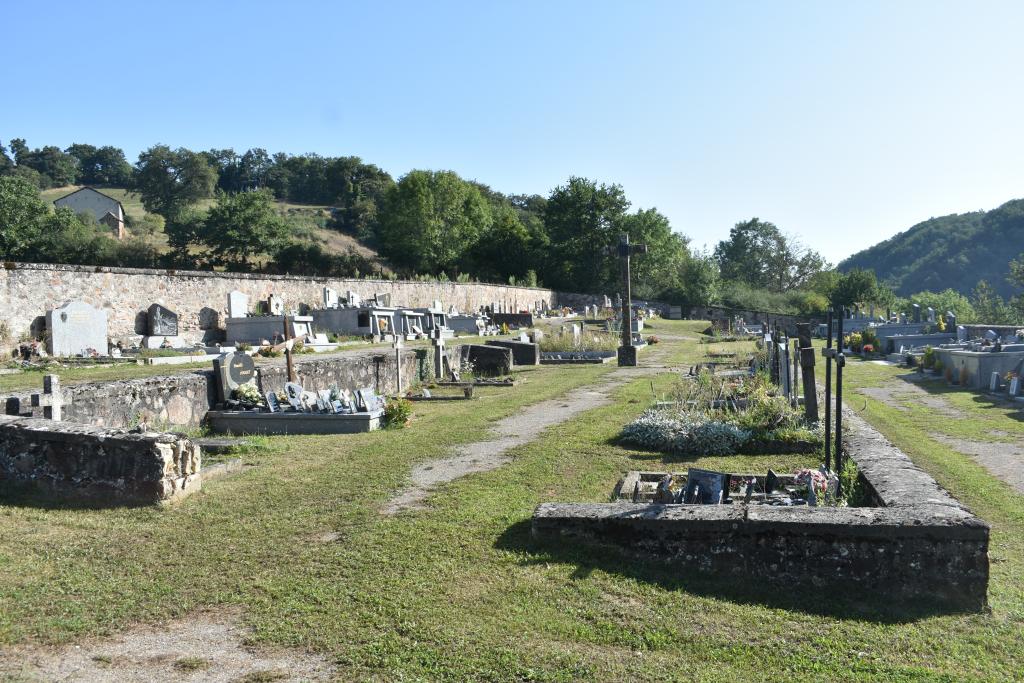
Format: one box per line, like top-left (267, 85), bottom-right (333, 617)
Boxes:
top-left (688, 305), bottom-right (818, 336)
top-left (0, 262), bottom-right (595, 350)
top-left (4, 347), bottom-right (456, 429)
top-left (0, 415), bottom-right (201, 505)
top-left (532, 410), bottom-right (990, 610)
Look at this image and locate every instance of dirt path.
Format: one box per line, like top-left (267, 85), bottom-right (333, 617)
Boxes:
top-left (857, 375), bottom-right (1024, 494)
top-left (0, 610), bottom-right (334, 682)
top-left (382, 350), bottom-right (671, 515)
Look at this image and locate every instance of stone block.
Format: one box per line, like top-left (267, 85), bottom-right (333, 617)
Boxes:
top-left (461, 344), bottom-right (513, 376)
top-left (486, 340), bottom-right (540, 366)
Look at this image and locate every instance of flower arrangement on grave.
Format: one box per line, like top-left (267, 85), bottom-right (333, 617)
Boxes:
top-left (646, 335), bottom-right (660, 345)
top-left (793, 468), bottom-right (828, 500)
top-left (233, 382), bottom-right (263, 407)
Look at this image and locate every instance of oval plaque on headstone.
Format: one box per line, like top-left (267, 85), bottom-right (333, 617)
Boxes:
top-left (228, 353), bottom-right (256, 385)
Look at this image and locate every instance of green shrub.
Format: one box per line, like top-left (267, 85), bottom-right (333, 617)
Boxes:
top-left (383, 397), bottom-right (412, 428)
top-left (922, 346), bottom-right (936, 369)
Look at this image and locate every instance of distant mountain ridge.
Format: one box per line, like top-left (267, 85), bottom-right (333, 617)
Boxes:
top-left (839, 198), bottom-right (1024, 298)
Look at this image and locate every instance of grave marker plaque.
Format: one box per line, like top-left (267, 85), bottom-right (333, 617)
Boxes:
top-left (228, 291), bottom-right (249, 318)
top-left (47, 301), bottom-right (107, 356)
top-left (147, 303), bottom-right (179, 337)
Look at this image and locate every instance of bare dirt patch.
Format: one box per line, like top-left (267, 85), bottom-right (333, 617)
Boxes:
top-left (0, 610), bottom-right (334, 683)
top-left (930, 434), bottom-right (1024, 494)
top-left (382, 353), bottom-right (670, 515)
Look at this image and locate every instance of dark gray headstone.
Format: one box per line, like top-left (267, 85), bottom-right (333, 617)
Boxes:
top-left (147, 303), bottom-right (179, 336)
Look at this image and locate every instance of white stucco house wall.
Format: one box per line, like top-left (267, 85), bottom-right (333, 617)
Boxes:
top-left (53, 187), bottom-right (127, 239)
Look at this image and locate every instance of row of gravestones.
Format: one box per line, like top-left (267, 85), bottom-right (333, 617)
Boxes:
top-left (45, 301), bottom-right (180, 357)
top-left (229, 288), bottom-right (405, 319)
top-left (213, 350), bottom-right (383, 414)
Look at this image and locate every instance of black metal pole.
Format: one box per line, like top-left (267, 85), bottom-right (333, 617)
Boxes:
top-left (824, 309), bottom-right (833, 472)
top-left (835, 306), bottom-right (845, 489)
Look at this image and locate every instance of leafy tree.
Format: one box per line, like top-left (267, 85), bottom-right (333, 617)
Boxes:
top-left (68, 144), bottom-right (132, 186)
top-left (198, 190), bottom-right (290, 268)
top-left (830, 268), bottom-right (878, 308)
top-left (9, 142), bottom-right (79, 188)
top-left (895, 289), bottom-right (975, 324)
top-left (970, 280), bottom-right (1015, 324)
top-left (543, 177), bottom-right (629, 293)
top-left (620, 208), bottom-right (687, 299)
top-left (663, 248), bottom-right (719, 309)
top-left (714, 218), bottom-right (828, 293)
top-left (376, 170), bottom-right (491, 274)
top-left (8, 139), bottom-right (29, 165)
top-left (134, 145), bottom-right (217, 219)
top-left (0, 175), bottom-right (48, 257)
top-left (0, 141), bottom-right (12, 174)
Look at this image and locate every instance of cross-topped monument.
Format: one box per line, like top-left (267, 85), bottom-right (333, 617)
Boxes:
top-left (614, 233), bottom-right (647, 366)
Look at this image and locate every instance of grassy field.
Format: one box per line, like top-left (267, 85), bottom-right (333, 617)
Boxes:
top-left (36, 185), bottom-right (390, 272)
top-left (0, 320), bottom-right (1022, 681)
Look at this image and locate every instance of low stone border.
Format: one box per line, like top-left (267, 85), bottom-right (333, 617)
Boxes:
top-left (0, 415), bottom-right (201, 505)
top-left (532, 410), bottom-right (990, 610)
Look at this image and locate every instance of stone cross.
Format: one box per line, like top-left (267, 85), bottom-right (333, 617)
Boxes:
top-left (613, 233), bottom-right (647, 366)
top-left (431, 329), bottom-right (446, 380)
top-left (31, 374), bottom-right (70, 421)
top-left (393, 336), bottom-right (404, 393)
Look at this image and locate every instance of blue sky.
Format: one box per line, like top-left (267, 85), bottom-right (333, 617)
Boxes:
top-left (3, 1), bottom-right (1023, 263)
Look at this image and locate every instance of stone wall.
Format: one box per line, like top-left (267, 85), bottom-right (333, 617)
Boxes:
top-left (4, 347), bottom-right (458, 429)
top-left (532, 409), bottom-right (990, 610)
top-left (0, 262), bottom-right (580, 351)
top-left (688, 305), bottom-right (819, 337)
top-left (0, 415), bottom-right (201, 505)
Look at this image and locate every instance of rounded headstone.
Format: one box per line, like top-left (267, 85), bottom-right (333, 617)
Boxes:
top-left (227, 353), bottom-right (256, 386)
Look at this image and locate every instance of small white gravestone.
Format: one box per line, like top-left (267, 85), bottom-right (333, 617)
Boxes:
top-left (228, 291), bottom-right (249, 318)
top-left (346, 290), bottom-right (361, 307)
top-left (323, 287), bottom-right (339, 309)
top-left (47, 301), bottom-right (107, 357)
top-left (432, 299), bottom-right (442, 311)
top-left (990, 372), bottom-right (1001, 393)
top-left (572, 323), bottom-right (582, 345)
top-left (957, 325), bottom-right (967, 342)
top-left (1009, 377), bottom-right (1020, 397)
top-left (268, 294), bottom-right (285, 316)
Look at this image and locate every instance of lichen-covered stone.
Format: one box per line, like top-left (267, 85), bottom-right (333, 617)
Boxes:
top-left (0, 415), bottom-right (201, 505)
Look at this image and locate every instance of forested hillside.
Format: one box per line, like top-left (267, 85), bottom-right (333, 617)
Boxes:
top-left (839, 199), bottom-right (1024, 298)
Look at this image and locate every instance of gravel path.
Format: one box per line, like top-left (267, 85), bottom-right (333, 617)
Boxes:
top-left (858, 374), bottom-right (1024, 494)
top-left (382, 351), bottom-right (671, 515)
top-left (1, 610), bottom-right (334, 682)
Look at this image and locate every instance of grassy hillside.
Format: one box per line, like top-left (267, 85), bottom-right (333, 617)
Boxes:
top-left (38, 185), bottom-right (390, 273)
top-left (839, 198), bottom-right (1024, 297)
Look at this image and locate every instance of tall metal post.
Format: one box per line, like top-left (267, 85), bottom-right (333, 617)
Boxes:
top-left (282, 311), bottom-right (296, 383)
top-left (614, 234), bottom-right (647, 367)
top-left (835, 306), bottom-right (845, 490)
top-left (620, 236), bottom-right (632, 352)
top-left (824, 310), bottom-right (833, 471)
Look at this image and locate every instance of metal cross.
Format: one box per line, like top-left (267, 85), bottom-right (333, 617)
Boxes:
top-left (613, 233), bottom-right (647, 358)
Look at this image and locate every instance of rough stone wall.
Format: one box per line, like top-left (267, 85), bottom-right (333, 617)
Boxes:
top-left (688, 305), bottom-right (819, 337)
top-left (4, 347), bottom-right (459, 429)
top-left (0, 415), bottom-right (200, 505)
top-left (532, 409), bottom-right (990, 610)
top-left (0, 262), bottom-right (571, 350)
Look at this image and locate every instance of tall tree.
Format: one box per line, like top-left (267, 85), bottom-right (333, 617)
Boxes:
top-left (134, 145), bottom-right (217, 219)
top-left (199, 190), bottom-right (290, 268)
top-left (376, 170), bottom-right (491, 274)
top-left (620, 208), bottom-right (688, 299)
top-left (543, 177), bottom-right (629, 293)
top-left (714, 218), bottom-right (828, 293)
top-left (0, 175), bottom-right (48, 257)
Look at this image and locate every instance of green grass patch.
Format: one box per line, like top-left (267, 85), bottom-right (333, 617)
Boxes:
top-left (0, 322), bottom-right (1022, 680)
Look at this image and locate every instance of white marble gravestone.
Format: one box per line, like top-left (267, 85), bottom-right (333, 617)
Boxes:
top-left (268, 294), bottom-right (284, 316)
top-left (323, 287), bottom-right (339, 309)
top-left (47, 301), bottom-right (107, 356)
top-left (1009, 377), bottom-right (1020, 397)
top-left (228, 291), bottom-right (249, 318)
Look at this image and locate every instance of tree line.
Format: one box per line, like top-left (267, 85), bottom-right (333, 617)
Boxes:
top-left (7, 135), bottom-right (1011, 320)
